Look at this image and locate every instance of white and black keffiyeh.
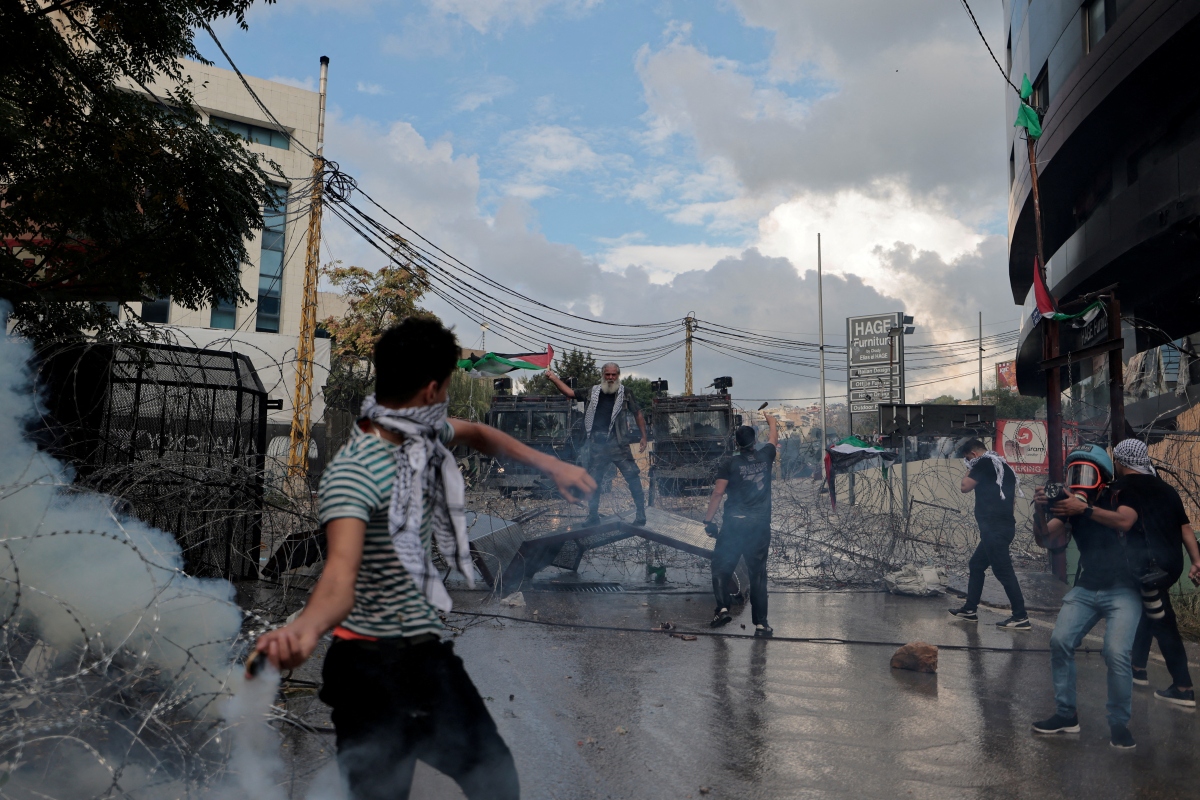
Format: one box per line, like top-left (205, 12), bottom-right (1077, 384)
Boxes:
top-left (360, 395), bottom-right (474, 612)
top-left (583, 383), bottom-right (624, 437)
top-left (964, 450), bottom-right (1024, 500)
top-left (1113, 438), bottom-right (1156, 475)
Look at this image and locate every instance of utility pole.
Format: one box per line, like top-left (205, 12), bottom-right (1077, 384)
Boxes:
top-left (684, 314), bottom-right (696, 395)
top-left (817, 234), bottom-right (828, 462)
top-left (287, 55), bottom-right (329, 483)
top-left (978, 311), bottom-right (984, 406)
top-left (1027, 136), bottom-right (1062, 489)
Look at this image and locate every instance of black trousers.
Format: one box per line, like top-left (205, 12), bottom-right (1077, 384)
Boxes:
top-left (319, 637), bottom-right (520, 800)
top-left (1132, 589), bottom-right (1194, 688)
top-left (965, 523), bottom-right (1027, 618)
top-left (585, 442), bottom-right (644, 517)
top-left (711, 513), bottom-right (770, 626)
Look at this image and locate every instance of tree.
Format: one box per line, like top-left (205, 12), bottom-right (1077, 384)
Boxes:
top-left (2, 0), bottom-right (277, 341)
top-left (519, 348), bottom-right (600, 396)
top-left (320, 259), bottom-right (430, 411)
top-left (620, 376), bottom-right (654, 408)
top-left (923, 394), bottom-right (960, 405)
top-left (984, 386), bottom-right (1045, 419)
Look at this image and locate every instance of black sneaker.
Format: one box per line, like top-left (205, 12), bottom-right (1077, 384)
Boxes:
top-left (583, 514), bottom-right (600, 527)
top-left (1032, 713), bottom-right (1080, 734)
top-left (997, 615), bottom-right (1032, 631)
top-left (1110, 724), bottom-right (1136, 749)
top-left (948, 606), bottom-right (978, 622)
top-left (633, 513), bottom-right (647, 526)
top-left (1132, 668), bottom-right (1149, 686)
top-left (1154, 685), bottom-right (1197, 708)
top-left (710, 608), bottom-right (732, 628)
top-left (753, 624), bottom-right (773, 638)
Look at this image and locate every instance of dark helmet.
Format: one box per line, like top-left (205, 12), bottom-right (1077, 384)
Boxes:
top-left (735, 425), bottom-right (757, 450)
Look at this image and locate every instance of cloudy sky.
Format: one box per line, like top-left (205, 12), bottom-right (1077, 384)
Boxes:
top-left (201, 0), bottom-right (1024, 403)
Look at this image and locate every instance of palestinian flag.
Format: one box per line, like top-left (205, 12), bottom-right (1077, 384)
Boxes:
top-left (457, 345), bottom-right (554, 378)
top-left (1030, 259), bottom-right (1103, 325)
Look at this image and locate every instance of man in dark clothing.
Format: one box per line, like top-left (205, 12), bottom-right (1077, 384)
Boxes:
top-left (546, 362), bottom-right (648, 526)
top-left (1111, 438), bottom-right (1200, 708)
top-left (1031, 444), bottom-right (1142, 750)
top-left (949, 439), bottom-right (1030, 630)
top-left (703, 414), bottom-right (778, 637)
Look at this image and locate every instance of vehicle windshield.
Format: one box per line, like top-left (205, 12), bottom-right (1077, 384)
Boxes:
top-left (664, 411), bottom-right (729, 438)
top-left (531, 411), bottom-right (568, 439)
top-left (492, 411), bottom-right (527, 438)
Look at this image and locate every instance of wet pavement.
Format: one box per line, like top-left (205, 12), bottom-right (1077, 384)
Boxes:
top-left (281, 586), bottom-right (1199, 799)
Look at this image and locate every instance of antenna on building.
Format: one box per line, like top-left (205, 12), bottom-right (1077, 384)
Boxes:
top-left (287, 55), bottom-right (330, 484)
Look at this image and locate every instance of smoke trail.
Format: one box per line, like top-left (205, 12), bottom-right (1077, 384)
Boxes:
top-left (0, 308), bottom-right (255, 795)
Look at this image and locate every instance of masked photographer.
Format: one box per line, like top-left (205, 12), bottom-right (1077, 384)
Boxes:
top-left (1110, 439), bottom-right (1200, 708)
top-left (1031, 445), bottom-right (1143, 749)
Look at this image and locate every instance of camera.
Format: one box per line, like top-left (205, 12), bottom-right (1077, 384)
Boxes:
top-left (1042, 482), bottom-right (1068, 519)
top-left (713, 376), bottom-right (733, 394)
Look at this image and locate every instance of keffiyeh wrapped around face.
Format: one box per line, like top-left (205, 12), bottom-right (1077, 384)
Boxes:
top-left (1113, 438), bottom-right (1156, 475)
top-left (964, 450), bottom-right (1024, 500)
top-left (360, 395), bottom-right (473, 612)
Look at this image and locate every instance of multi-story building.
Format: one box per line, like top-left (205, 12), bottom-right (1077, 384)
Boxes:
top-left (1007, 0), bottom-right (1200, 429)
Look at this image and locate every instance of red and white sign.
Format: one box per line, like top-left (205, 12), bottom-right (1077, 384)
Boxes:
top-left (995, 360), bottom-right (1017, 391)
top-left (997, 419), bottom-right (1048, 474)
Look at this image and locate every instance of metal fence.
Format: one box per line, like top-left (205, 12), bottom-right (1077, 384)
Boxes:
top-left (37, 341), bottom-right (268, 579)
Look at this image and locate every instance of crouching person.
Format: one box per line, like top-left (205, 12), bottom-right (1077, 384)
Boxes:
top-left (251, 318), bottom-right (596, 800)
top-left (1031, 445), bottom-right (1141, 750)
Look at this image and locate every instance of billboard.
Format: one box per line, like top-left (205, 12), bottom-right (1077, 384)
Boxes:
top-left (996, 419), bottom-right (1048, 474)
top-left (995, 360), bottom-right (1017, 391)
top-left (847, 312), bottom-right (905, 432)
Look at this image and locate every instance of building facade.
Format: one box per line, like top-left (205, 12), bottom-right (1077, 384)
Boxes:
top-left (1007, 0), bottom-right (1200, 429)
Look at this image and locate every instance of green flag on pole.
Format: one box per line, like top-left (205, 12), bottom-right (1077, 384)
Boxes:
top-left (1014, 73), bottom-right (1042, 139)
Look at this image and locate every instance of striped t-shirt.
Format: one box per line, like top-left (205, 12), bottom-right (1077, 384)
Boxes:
top-left (317, 421), bottom-right (455, 638)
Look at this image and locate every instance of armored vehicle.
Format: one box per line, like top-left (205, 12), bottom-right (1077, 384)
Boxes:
top-left (484, 394), bottom-right (582, 494)
top-left (648, 393), bottom-right (735, 497)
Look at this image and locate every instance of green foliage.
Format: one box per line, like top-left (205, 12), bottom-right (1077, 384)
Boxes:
top-left (2, 0), bottom-right (276, 341)
top-left (985, 387), bottom-right (1045, 419)
top-left (448, 369), bottom-right (493, 422)
top-left (621, 376), bottom-right (654, 408)
top-left (923, 394), bottom-right (961, 405)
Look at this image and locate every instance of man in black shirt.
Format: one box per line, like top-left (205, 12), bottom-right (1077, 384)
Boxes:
top-left (1031, 444), bottom-right (1143, 750)
top-left (703, 414), bottom-right (778, 636)
top-left (1111, 439), bottom-right (1200, 708)
top-left (547, 363), bottom-right (648, 526)
top-left (948, 439), bottom-right (1029, 630)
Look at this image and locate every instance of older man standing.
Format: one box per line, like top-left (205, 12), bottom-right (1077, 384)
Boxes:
top-left (546, 363), bottom-right (648, 526)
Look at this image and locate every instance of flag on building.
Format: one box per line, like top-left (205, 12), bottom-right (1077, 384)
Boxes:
top-left (1030, 260), bottom-right (1103, 325)
top-left (458, 345), bottom-right (554, 378)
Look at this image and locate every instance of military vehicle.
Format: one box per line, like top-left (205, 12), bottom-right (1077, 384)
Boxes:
top-left (483, 394), bottom-right (582, 494)
top-left (648, 390), bottom-right (735, 498)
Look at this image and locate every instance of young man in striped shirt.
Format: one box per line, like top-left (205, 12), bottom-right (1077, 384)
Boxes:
top-left (252, 317), bottom-right (595, 800)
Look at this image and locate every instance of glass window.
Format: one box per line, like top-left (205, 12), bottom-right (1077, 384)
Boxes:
top-left (1086, 0), bottom-right (1105, 52)
top-left (210, 116), bottom-right (290, 151)
top-left (256, 185), bottom-right (287, 333)
top-left (532, 411), bottom-right (568, 439)
top-left (142, 296), bottom-right (170, 324)
top-left (211, 298), bottom-right (236, 329)
top-left (492, 411), bottom-right (528, 438)
top-left (665, 411), bottom-right (729, 438)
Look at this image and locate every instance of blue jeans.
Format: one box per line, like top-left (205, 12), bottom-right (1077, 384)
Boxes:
top-left (1049, 585), bottom-right (1141, 727)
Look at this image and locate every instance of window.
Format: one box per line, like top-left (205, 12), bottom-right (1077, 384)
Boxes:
top-left (531, 411), bottom-right (568, 439)
top-left (492, 411), bottom-right (527, 438)
top-left (210, 115), bottom-right (290, 150)
top-left (1006, 31), bottom-right (1012, 74)
top-left (665, 411), bottom-right (729, 438)
top-left (1031, 67), bottom-right (1050, 115)
top-left (210, 297), bottom-right (236, 329)
top-left (256, 185), bottom-right (288, 333)
top-left (1084, 0), bottom-right (1106, 52)
top-left (141, 296), bottom-right (171, 324)
top-left (1009, 147), bottom-right (1016, 186)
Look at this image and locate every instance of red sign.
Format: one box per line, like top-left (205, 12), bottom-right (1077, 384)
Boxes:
top-left (997, 419), bottom-right (1048, 474)
top-left (995, 360), bottom-right (1017, 391)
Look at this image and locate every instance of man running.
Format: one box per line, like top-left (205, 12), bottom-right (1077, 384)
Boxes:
top-left (546, 362), bottom-right (648, 526)
top-left (704, 414), bottom-right (778, 637)
top-left (251, 318), bottom-right (595, 800)
top-left (949, 438), bottom-right (1030, 630)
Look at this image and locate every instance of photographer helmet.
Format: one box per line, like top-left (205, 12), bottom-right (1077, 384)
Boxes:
top-left (1065, 443), bottom-right (1114, 490)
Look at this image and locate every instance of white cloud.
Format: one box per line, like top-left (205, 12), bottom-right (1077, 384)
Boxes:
top-left (599, 243), bottom-right (742, 284)
top-left (425, 0), bottom-right (603, 34)
top-left (267, 74), bottom-right (316, 91)
top-left (455, 75), bottom-right (516, 111)
top-left (356, 81), bottom-right (387, 95)
top-left (502, 124), bottom-right (607, 198)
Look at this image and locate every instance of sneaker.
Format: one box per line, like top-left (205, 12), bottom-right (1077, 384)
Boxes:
top-left (1032, 713), bottom-right (1080, 734)
top-left (948, 606), bottom-right (978, 622)
top-left (1154, 685), bottom-right (1197, 708)
top-left (1132, 668), bottom-right (1149, 686)
top-left (583, 514), bottom-right (600, 527)
top-left (633, 513), bottom-right (647, 526)
top-left (754, 624), bottom-right (774, 638)
top-left (997, 615), bottom-right (1032, 631)
top-left (710, 608), bottom-right (732, 628)
top-left (1109, 724), bottom-right (1136, 749)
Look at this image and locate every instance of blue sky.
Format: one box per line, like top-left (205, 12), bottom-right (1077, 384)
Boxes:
top-left (200, 1), bottom-right (1022, 400)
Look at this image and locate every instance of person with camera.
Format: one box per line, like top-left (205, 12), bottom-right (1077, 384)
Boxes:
top-left (1031, 444), bottom-right (1143, 749)
top-left (1109, 439), bottom-right (1200, 708)
top-left (703, 414), bottom-right (779, 636)
top-left (948, 439), bottom-right (1030, 630)
top-left (546, 362), bottom-right (648, 526)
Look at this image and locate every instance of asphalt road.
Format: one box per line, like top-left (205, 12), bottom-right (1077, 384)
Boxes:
top-left (282, 587), bottom-right (1199, 799)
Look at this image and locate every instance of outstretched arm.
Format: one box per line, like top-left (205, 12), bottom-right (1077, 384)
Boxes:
top-left (544, 370), bottom-right (577, 400)
top-left (450, 418), bottom-right (595, 502)
top-left (1053, 493), bottom-right (1138, 532)
top-left (766, 414), bottom-right (779, 449)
